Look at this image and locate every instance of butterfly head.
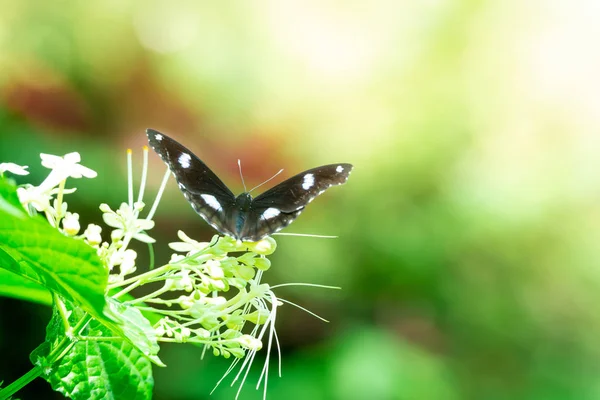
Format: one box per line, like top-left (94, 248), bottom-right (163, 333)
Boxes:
top-left (234, 192), bottom-right (253, 212)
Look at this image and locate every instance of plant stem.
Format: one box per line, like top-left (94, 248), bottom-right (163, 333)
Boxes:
top-left (0, 366), bottom-right (42, 400)
top-left (0, 312), bottom-right (92, 400)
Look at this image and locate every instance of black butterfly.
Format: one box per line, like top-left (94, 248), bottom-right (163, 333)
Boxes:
top-left (146, 129), bottom-right (353, 242)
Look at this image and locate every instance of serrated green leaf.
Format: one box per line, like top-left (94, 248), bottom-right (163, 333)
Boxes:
top-left (0, 178), bottom-right (108, 319)
top-left (31, 301), bottom-right (154, 400)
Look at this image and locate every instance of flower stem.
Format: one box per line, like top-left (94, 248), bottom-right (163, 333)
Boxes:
top-left (109, 263), bottom-right (172, 291)
top-left (137, 146), bottom-right (149, 204)
top-left (127, 149), bottom-right (133, 207)
top-left (146, 168), bottom-right (170, 220)
top-left (54, 178), bottom-right (67, 226)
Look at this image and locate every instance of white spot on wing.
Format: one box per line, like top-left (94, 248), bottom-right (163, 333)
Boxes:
top-left (178, 153), bottom-right (192, 169)
top-left (155, 133), bottom-right (163, 142)
top-left (200, 194), bottom-right (222, 210)
top-left (302, 173), bottom-right (315, 190)
top-left (336, 165), bottom-right (344, 173)
top-left (262, 207), bottom-right (281, 220)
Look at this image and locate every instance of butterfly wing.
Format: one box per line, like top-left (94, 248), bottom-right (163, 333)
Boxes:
top-left (146, 129), bottom-right (237, 236)
top-left (238, 163), bottom-right (353, 241)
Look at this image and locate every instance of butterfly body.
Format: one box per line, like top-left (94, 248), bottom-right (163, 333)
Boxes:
top-left (232, 193), bottom-right (252, 235)
top-left (146, 129), bottom-right (352, 241)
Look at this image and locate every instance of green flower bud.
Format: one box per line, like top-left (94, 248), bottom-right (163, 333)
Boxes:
top-left (254, 257), bottom-right (271, 271)
top-left (246, 237), bottom-right (277, 255)
top-left (235, 264), bottom-right (255, 281)
top-left (237, 252), bottom-right (256, 266)
top-left (222, 329), bottom-right (241, 340)
top-left (242, 310), bottom-right (269, 325)
top-left (228, 348), bottom-right (246, 358)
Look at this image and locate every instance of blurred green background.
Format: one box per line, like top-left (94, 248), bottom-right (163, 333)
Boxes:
top-left (2, 1), bottom-right (600, 399)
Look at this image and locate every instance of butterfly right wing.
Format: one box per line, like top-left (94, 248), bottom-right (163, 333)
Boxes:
top-left (237, 163), bottom-right (353, 241)
top-left (146, 129), bottom-right (237, 236)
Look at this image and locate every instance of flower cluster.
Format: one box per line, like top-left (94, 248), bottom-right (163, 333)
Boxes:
top-left (123, 233), bottom-right (279, 355)
top-left (3, 147), bottom-right (314, 399)
top-left (6, 152), bottom-right (96, 236)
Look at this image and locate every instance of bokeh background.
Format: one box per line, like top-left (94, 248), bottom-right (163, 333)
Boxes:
top-left (2, 1), bottom-right (600, 399)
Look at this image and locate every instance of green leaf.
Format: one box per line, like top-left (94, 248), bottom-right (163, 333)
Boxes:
top-left (0, 268), bottom-right (51, 305)
top-left (103, 298), bottom-right (164, 366)
top-left (0, 178), bottom-right (108, 319)
top-left (32, 303), bottom-right (154, 400)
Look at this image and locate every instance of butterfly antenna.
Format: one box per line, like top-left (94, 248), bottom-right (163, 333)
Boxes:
top-left (272, 232), bottom-right (338, 238)
top-left (237, 159), bottom-right (247, 192)
top-left (248, 169), bottom-right (284, 194)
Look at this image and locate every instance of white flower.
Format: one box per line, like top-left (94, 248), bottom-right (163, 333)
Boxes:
top-left (38, 152), bottom-right (97, 192)
top-left (174, 327), bottom-right (191, 342)
top-left (16, 153), bottom-right (93, 213)
top-left (176, 294), bottom-right (195, 308)
top-left (62, 212), bottom-right (80, 236)
top-left (236, 335), bottom-right (262, 351)
top-left (193, 328), bottom-right (210, 339)
top-left (40, 152), bottom-right (96, 177)
top-left (17, 185), bottom-right (52, 212)
top-left (119, 249), bottom-right (137, 276)
top-left (205, 259), bottom-right (224, 279)
top-left (169, 230), bottom-right (210, 253)
top-left (107, 248), bottom-right (138, 276)
top-left (155, 325), bottom-right (166, 337)
top-left (0, 162), bottom-right (29, 175)
top-left (101, 202), bottom-right (155, 243)
top-left (174, 269), bottom-right (193, 292)
top-left (84, 224), bottom-right (103, 246)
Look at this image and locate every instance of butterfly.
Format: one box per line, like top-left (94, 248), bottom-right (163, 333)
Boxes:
top-left (146, 129), bottom-right (353, 242)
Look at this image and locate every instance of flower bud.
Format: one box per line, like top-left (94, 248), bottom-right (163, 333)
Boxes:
top-left (248, 237), bottom-right (277, 255)
top-left (205, 259), bottom-right (224, 279)
top-left (228, 348), bottom-right (246, 358)
top-left (243, 310), bottom-right (268, 325)
top-left (120, 249), bottom-right (137, 276)
top-left (84, 224), bottom-right (102, 246)
top-left (254, 257), bottom-right (271, 271)
top-left (62, 212), bottom-right (80, 236)
top-left (235, 264), bottom-right (255, 281)
top-left (237, 335), bottom-right (262, 351)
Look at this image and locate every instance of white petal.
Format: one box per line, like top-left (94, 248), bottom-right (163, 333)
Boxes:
top-left (102, 213), bottom-right (122, 228)
top-left (63, 152), bottom-right (82, 164)
top-left (118, 202), bottom-right (131, 214)
top-left (37, 169), bottom-right (70, 193)
top-left (72, 164), bottom-right (97, 179)
top-left (136, 219), bottom-right (155, 231)
top-left (177, 230), bottom-right (194, 242)
top-left (40, 153), bottom-right (62, 169)
top-left (133, 232), bottom-right (156, 243)
top-left (50, 187), bottom-right (77, 195)
top-left (168, 242), bottom-right (194, 252)
top-left (0, 163), bottom-right (29, 175)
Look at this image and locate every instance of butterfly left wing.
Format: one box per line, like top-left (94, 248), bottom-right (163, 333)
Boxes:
top-left (237, 163), bottom-right (353, 241)
top-left (146, 129), bottom-right (238, 237)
